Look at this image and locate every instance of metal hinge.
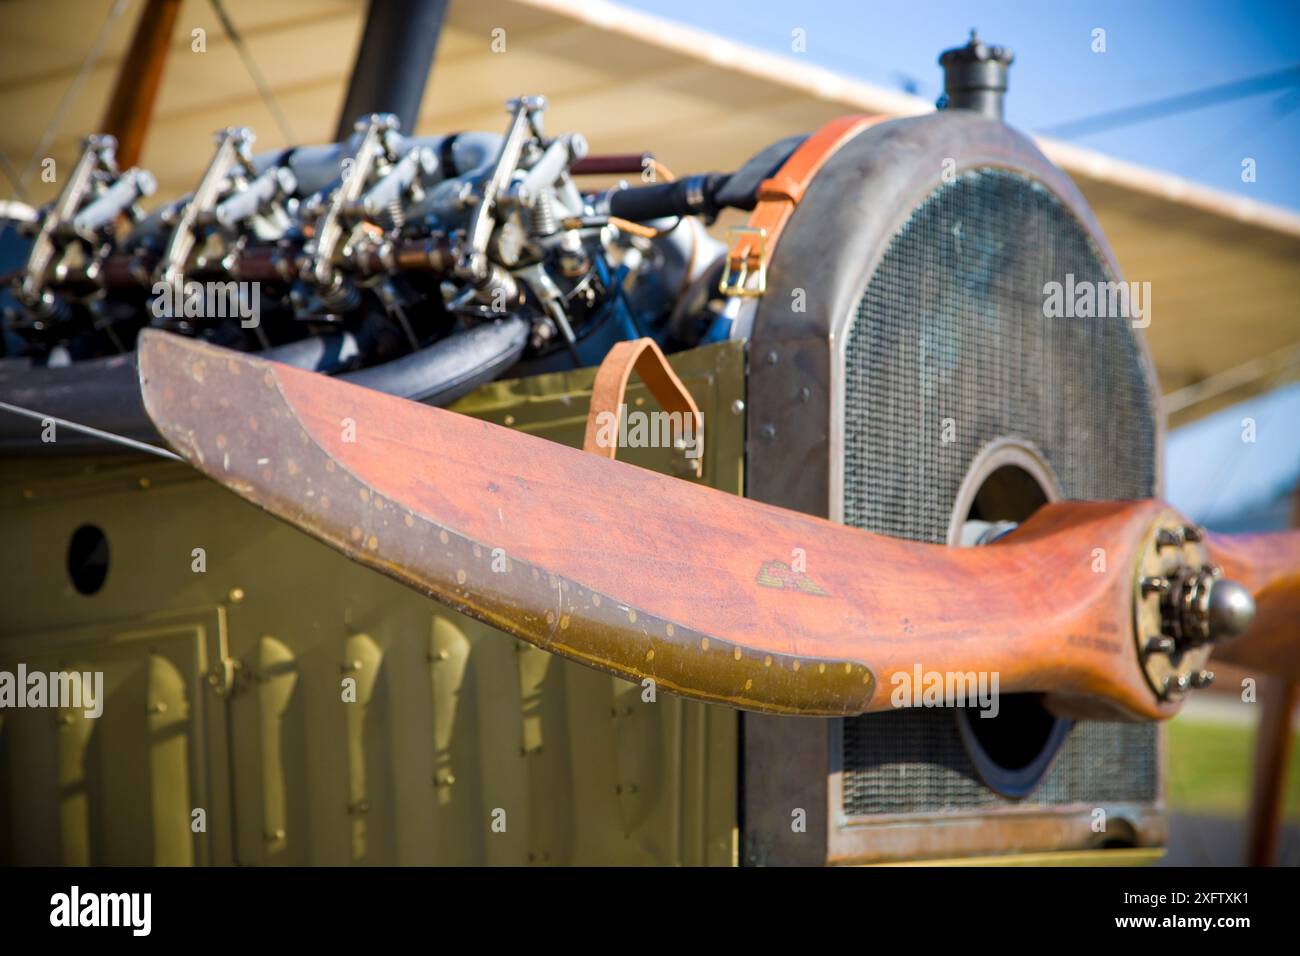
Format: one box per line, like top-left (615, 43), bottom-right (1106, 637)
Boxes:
top-left (205, 656), bottom-right (248, 699)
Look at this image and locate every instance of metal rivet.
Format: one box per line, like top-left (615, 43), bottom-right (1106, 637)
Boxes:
top-left (1144, 636), bottom-right (1175, 655)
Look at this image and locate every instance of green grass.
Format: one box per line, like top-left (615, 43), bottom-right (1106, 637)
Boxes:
top-left (1165, 716), bottom-right (1300, 820)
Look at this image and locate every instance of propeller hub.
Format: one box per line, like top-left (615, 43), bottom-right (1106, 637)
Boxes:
top-left (1134, 514), bottom-right (1252, 703)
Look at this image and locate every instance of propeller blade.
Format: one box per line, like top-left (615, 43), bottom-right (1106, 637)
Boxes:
top-left (1206, 530), bottom-right (1300, 680)
top-left (136, 330), bottom-right (1285, 720)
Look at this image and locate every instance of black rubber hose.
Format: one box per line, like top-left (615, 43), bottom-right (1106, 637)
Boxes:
top-left (0, 330), bottom-right (356, 450)
top-left (607, 174), bottom-right (730, 222)
top-left (0, 318), bottom-right (526, 451)
top-left (259, 330), bottom-right (364, 373)
top-left (0, 351), bottom-right (155, 450)
top-left (0, 329), bottom-right (362, 382)
top-left (340, 315), bottom-right (528, 405)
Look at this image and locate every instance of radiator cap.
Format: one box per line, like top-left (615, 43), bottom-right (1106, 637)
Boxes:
top-left (939, 30), bottom-right (1014, 119)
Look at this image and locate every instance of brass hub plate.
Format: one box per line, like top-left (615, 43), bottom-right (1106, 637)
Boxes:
top-left (1133, 512), bottom-right (1213, 702)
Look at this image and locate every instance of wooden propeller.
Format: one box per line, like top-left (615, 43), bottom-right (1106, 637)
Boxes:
top-left (137, 331), bottom-right (1300, 720)
top-left (1201, 530), bottom-right (1300, 680)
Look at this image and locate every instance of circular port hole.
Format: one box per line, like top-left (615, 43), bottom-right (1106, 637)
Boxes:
top-left (67, 524), bottom-right (110, 595)
top-left (950, 443), bottom-right (1073, 799)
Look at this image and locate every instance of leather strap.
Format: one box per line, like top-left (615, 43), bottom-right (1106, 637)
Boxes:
top-left (722, 114), bottom-right (881, 296)
top-left (583, 337), bottom-right (703, 476)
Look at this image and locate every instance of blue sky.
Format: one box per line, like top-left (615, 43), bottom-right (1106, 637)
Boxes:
top-left (622, 0), bottom-right (1300, 212)
top-left (1166, 382), bottom-right (1300, 527)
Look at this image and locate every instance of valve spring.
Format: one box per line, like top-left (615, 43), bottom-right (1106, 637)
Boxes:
top-left (383, 197), bottom-right (406, 232)
top-left (319, 279), bottom-right (361, 314)
top-left (28, 292), bottom-right (72, 324)
top-left (529, 192), bottom-right (558, 237)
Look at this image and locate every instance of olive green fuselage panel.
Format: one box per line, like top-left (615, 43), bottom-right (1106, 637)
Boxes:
top-left (0, 342), bottom-right (745, 866)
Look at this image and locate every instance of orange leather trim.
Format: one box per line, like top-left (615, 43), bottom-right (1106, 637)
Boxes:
top-left (582, 337), bottom-right (703, 475)
top-left (727, 114), bottom-right (883, 275)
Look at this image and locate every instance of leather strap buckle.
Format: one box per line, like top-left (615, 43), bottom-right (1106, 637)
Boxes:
top-left (716, 115), bottom-right (879, 302)
top-left (718, 225), bottom-right (767, 298)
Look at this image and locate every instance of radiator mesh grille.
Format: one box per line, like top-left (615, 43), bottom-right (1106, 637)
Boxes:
top-left (840, 168), bottom-right (1158, 817)
top-left (841, 711), bottom-right (1159, 814)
